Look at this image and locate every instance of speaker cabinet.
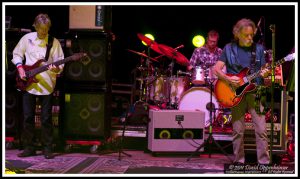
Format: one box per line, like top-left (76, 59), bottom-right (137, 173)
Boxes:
top-left (5, 90), bottom-right (22, 137)
top-left (61, 92), bottom-right (111, 139)
top-left (148, 110), bottom-right (205, 152)
top-left (244, 89), bottom-right (289, 153)
top-left (5, 30), bottom-right (29, 82)
top-left (64, 31), bottom-right (111, 84)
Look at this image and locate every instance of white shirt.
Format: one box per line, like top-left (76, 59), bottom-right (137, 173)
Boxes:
top-left (12, 32), bottom-right (64, 95)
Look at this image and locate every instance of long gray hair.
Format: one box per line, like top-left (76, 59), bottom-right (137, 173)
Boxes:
top-left (232, 18), bottom-right (256, 41)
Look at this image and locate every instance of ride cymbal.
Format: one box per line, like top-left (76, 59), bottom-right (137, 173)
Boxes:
top-left (137, 33), bottom-right (163, 55)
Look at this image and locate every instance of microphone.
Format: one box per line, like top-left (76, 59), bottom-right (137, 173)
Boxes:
top-left (257, 16), bottom-right (262, 28)
top-left (256, 16), bottom-right (263, 35)
top-left (20, 28), bottom-right (32, 33)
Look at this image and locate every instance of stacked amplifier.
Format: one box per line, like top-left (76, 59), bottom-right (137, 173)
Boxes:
top-left (244, 89), bottom-right (289, 153)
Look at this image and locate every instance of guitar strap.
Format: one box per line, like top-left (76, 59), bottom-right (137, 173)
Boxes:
top-left (255, 86), bottom-right (268, 114)
top-left (251, 43), bottom-right (268, 114)
top-left (249, 43), bottom-right (257, 74)
top-left (230, 42), bottom-right (257, 74)
top-left (45, 35), bottom-right (54, 61)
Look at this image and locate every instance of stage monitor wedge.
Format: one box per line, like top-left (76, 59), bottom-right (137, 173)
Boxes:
top-left (148, 110), bottom-right (205, 152)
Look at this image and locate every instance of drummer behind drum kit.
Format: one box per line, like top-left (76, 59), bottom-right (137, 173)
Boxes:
top-left (127, 33), bottom-right (229, 128)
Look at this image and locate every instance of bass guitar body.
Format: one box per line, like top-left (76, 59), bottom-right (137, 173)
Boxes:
top-left (15, 60), bottom-right (44, 91)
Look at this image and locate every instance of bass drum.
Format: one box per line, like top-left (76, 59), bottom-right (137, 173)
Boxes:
top-left (178, 87), bottom-right (219, 127)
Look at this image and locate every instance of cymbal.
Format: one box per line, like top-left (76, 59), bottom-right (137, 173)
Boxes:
top-left (137, 33), bottom-right (163, 55)
top-left (127, 49), bottom-right (158, 62)
top-left (157, 44), bottom-right (190, 66)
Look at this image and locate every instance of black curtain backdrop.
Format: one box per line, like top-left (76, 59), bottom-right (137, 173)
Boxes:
top-left (5, 4), bottom-right (295, 83)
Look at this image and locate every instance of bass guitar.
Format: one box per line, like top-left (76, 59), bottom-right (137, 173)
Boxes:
top-left (214, 53), bottom-right (295, 108)
top-left (16, 53), bottom-right (87, 91)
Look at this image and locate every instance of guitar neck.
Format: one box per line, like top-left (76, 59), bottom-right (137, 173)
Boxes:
top-left (27, 56), bottom-right (72, 78)
top-left (247, 58), bottom-right (286, 82)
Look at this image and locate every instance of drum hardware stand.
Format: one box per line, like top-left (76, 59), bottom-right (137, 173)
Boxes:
top-left (187, 74), bottom-right (233, 162)
top-left (136, 78), bottom-right (145, 102)
top-left (166, 59), bottom-right (175, 108)
top-left (98, 103), bottom-right (132, 160)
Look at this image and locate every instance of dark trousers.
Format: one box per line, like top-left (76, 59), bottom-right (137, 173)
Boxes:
top-left (22, 92), bottom-right (53, 151)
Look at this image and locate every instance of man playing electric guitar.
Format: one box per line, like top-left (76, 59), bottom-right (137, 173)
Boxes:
top-left (214, 18), bottom-right (270, 165)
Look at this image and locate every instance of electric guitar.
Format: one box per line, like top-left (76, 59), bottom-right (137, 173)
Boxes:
top-left (16, 53), bottom-right (87, 91)
top-left (214, 53), bottom-right (295, 108)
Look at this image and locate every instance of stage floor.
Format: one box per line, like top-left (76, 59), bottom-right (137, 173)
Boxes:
top-left (4, 147), bottom-right (295, 175)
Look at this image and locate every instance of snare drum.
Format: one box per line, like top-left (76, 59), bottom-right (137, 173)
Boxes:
top-left (191, 66), bottom-right (205, 85)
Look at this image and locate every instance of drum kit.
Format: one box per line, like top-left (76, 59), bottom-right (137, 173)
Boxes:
top-left (128, 33), bottom-right (229, 128)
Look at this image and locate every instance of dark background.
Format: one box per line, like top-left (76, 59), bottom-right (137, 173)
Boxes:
top-left (5, 4), bottom-right (295, 83)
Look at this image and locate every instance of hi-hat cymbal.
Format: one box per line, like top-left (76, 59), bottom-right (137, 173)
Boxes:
top-left (127, 49), bottom-right (158, 62)
top-left (158, 44), bottom-right (190, 66)
top-left (137, 33), bottom-right (163, 55)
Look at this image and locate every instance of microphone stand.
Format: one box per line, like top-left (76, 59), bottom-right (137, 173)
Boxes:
top-left (117, 106), bottom-right (132, 161)
top-left (269, 24), bottom-right (276, 164)
top-left (186, 75), bottom-right (232, 162)
top-left (257, 16), bottom-right (265, 46)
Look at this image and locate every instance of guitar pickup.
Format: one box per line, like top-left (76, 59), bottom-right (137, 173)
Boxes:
top-left (242, 77), bottom-right (249, 83)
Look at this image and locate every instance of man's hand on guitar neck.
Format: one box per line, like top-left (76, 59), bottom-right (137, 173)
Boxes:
top-left (260, 64), bottom-right (271, 78)
top-left (47, 64), bottom-right (60, 74)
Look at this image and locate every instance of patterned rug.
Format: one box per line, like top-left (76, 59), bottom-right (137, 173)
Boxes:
top-left (5, 150), bottom-right (295, 175)
top-left (6, 154), bottom-right (225, 174)
top-left (23, 157), bottom-right (224, 174)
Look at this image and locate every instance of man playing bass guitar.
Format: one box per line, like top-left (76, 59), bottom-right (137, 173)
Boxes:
top-left (11, 13), bottom-right (64, 159)
top-left (213, 18), bottom-right (270, 165)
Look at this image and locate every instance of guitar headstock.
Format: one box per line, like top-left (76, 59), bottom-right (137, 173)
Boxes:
top-left (284, 53), bottom-right (295, 62)
top-left (70, 53), bottom-right (91, 64)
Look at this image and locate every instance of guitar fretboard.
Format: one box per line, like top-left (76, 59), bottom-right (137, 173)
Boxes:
top-left (248, 58), bottom-right (289, 82)
top-left (26, 55), bottom-right (81, 78)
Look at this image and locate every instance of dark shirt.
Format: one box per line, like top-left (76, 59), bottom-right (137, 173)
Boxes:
top-left (219, 42), bottom-right (266, 85)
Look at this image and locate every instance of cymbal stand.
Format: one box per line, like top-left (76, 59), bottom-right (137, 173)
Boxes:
top-left (136, 78), bottom-right (144, 102)
top-left (187, 74), bottom-right (233, 162)
top-left (144, 47), bottom-right (153, 103)
top-left (165, 59), bottom-right (175, 108)
top-left (169, 59), bottom-right (175, 77)
top-left (136, 57), bottom-right (148, 102)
